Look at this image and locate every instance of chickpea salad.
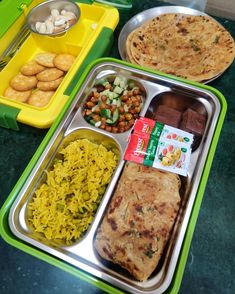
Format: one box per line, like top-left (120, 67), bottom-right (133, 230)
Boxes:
top-left (82, 76), bottom-right (144, 133)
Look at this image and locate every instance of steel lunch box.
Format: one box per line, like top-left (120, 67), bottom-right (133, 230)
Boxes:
top-left (0, 58), bottom-right (227, 293)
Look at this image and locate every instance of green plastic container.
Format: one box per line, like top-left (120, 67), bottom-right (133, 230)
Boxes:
top-left (0, 0), bottom-right (33, 38)
top-left (0, 58), bottom-right (227, 293)
top-left (0, 0), bottom-right (119, 130)
top-left (95, 0), bottom-right (132, 10)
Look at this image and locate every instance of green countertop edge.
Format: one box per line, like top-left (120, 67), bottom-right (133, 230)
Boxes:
top-left (0, 57), bottom-right (227, 294)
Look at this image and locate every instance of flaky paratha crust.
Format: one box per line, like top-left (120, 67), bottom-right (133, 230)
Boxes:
top-left (95, 162), bottom-right (181, 281)
top-left (126, 13), bottom-right (235, 82)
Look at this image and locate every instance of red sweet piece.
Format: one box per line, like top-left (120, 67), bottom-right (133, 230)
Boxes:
top-left (155, 105), bottom-right (182, 128)
top-left (180, 108), bottom-right (206, 136)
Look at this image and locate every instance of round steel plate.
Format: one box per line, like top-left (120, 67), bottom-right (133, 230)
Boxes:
top-left (118, 6), bottom-right (229, 83)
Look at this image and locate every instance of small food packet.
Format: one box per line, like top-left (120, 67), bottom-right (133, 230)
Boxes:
top-left (152, 140), bottom-right (191, 176)
top-left (160, 124), bottom-right (194, 145)
top-left (124, 117), bottom-right (194, 176)
top-left (124, 133), bottom-right (158, 166)
top-left (133, 117), bottom-right (156, 136)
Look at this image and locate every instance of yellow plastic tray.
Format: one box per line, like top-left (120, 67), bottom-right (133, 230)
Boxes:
top-left (0, 0), bottom-right (119, 129)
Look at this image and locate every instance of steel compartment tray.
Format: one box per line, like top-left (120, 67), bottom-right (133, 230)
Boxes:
top-left (0, 0), bottom-right (119, 130)
top-left (0, 58), bottom-right (227, 294)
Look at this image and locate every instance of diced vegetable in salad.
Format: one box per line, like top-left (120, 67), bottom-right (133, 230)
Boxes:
top-left (82, 76), bottom-right (144, 133)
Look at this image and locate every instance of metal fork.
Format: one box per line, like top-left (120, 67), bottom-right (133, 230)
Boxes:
top-left (0, 25), bottom-right (30, 71)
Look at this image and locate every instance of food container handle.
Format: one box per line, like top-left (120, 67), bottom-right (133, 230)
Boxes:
top-left (64, 27), bottom-right (114, 96)
top-left (0, 104), bottom-right (20, 131)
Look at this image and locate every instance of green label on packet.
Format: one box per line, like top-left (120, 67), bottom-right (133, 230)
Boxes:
top-left (151, 122), bottom-right (164, 138)
top-left (144, 137), bottom-right (158, 166)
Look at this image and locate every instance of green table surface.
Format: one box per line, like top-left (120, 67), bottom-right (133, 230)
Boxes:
top-left (0, 1), bottom-right (235, 293)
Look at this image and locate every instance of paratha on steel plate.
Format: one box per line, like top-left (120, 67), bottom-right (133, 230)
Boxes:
top-left (126, 13), bottom-right (235, 82)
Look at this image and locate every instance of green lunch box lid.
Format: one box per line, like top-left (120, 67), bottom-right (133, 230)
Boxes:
top-left (0, 0), bottom-right (33, 38)
top-left (78, 0), bottom-right (132, 10)
top-left (0, 0), bottom-right (130, 38)
top-left (95, 0), bottom-right (132, 10)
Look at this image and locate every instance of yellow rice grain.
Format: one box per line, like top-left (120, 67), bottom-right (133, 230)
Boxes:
top-left (28, 138), bottom-right (118, 244)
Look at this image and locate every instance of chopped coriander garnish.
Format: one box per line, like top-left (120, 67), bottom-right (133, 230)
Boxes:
top-left (145, 249), bottom-right (155, 258)
top-left (192, 44), bottom-right (200, 52)
top-left (213, 35), bottom-right (220, 44)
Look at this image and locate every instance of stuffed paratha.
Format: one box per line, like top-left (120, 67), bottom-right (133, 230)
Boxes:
top-left (126, 13), bottom-right (235, 82)
top-left (95, 162), bottom-right (181, 281)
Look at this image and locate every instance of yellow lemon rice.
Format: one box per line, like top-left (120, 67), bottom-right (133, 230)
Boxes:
top-left (28, 138), bottom-right (118, 244)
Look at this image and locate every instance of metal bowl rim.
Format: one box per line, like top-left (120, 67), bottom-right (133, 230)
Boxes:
top-left (26, 0), bottom-right (80, 36)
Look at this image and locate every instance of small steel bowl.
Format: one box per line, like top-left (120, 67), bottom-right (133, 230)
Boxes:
top-left (26, 0), bottom-right (80, 36)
